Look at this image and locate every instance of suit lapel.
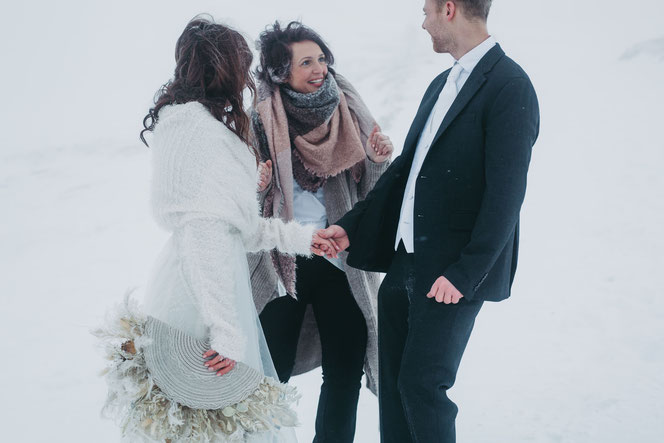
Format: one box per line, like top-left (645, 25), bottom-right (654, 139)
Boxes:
top-left (400, 72), bottom-right (449, 161)
top-left (429, 44), bottom-right (505, 148)
top-left (429, 74), bottom-right (486, 147)
top-left (396, 44), bottom-right (505, 172)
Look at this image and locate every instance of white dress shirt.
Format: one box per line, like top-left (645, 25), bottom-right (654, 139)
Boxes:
top-left (395, 36), bottom-right (497, 252)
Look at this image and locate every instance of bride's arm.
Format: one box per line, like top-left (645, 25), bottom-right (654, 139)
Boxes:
top-left (243, 216), bottom-right (317, 256)
top-left (178, 216), bottom-right (247, 363)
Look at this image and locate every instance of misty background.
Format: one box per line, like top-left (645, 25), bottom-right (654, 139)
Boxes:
top-left (1, 1), bottom-right (663, 441)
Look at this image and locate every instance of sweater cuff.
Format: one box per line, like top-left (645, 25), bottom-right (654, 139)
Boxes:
top-left (287, 221), bottom-right (316, 257)
top-left (360, 157), bottom-right (389, 199)
top-left (210, 326), bottom-right (247, 363)
top-left (365, 157), bottom-right (389, 178)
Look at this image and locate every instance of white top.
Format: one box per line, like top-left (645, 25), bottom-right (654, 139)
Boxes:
top-left (293, 180), bottom-right (327, 229)
top-left (395, 36), bottom-right (497, 252)
top-left (289, 181), bottom-right (344, 277)
top-left (143, 101), bottom-right (315, 363)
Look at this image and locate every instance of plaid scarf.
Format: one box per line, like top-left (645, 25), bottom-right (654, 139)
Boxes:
top-left (253, 72), bottom-right (376, 294)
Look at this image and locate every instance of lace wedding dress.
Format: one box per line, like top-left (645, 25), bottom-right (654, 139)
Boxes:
top-left (104, 101), bottom-right (314, 442)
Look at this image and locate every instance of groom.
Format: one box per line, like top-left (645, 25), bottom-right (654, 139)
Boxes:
top-left (318, 0), bottom-right (540, 441)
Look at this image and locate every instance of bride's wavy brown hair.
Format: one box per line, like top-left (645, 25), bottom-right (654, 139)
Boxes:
top-left (141, 16), bottom-right (258, 162)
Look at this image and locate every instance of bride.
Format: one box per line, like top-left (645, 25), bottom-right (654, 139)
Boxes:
top-left (98, 16), bottom-right (334, 442)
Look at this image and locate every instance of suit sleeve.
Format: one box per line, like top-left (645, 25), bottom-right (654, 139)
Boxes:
top-left (443, 77), bottom-right (540, 299)
top-left (335, 156), bottom-right (402, 247)
top-left (336, 74), bottom-right (444, 246)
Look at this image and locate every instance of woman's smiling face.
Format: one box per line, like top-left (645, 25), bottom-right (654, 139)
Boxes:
top-left (287, 40), bottom-right (328, 94)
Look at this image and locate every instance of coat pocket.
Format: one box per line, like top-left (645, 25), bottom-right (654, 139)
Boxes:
top-left (449, 210), bottom-right (477, 231)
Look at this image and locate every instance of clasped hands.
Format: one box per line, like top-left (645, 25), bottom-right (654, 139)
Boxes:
top-left (312, 225), bottom-right (464, 304)
top-left (311, 225), bottom-right (349, 259)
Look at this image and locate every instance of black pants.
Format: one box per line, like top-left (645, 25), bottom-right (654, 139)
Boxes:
top-left (260, 255), bottom-right (368, 443)
top-left (378, 245), bottom-right (483, 443)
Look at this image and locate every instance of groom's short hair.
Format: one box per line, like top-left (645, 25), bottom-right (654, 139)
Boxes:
top-left (437, 0), bottom-right (492, 22)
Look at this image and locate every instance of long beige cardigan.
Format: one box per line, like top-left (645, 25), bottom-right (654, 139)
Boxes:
top-left (248, 155), bottom-right (388, 394)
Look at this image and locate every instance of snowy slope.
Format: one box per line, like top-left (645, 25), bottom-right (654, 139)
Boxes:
top-left (1, 1), bottom-right (663, 442)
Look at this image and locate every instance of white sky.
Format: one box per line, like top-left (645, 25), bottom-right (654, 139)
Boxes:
top-left (1, 0), bottom-right (662, 154)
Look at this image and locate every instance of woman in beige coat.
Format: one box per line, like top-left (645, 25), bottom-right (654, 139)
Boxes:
top-left (248, 21), bottom-right (393, 442)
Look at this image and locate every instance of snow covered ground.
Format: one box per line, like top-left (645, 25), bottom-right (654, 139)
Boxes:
top-left (1, 1), bottom-right (663, 441)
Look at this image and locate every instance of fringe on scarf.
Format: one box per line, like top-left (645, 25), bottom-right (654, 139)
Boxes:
top-left (91, 294), bottom-right (300, 442)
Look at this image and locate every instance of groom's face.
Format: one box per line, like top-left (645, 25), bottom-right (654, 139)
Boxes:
top-left (422, 0), bottom-right (453, 54)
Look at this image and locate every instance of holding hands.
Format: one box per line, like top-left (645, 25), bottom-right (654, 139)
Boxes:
top-left (314, 225), bottom-right (465, 305)
top-left (311, 230), bottom-right (342, 258)
top-left (312, 225), bottom-right (349, 258)
top-left (365, 125), bottom-right (393, 163)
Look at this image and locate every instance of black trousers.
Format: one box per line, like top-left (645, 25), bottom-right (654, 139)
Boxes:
top-left (378, 244), bottom-right (483, 443)
top-left (260, 255), bottom-right (368, 443)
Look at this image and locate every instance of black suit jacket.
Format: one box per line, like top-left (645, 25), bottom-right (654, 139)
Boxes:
top-left (336, 44), bottom-right (540, 302)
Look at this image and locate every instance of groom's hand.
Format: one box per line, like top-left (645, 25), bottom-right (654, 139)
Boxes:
top-left (317, 225), bottom-right (350, 258)
top-left (311, 232), bottom-right (339, 258)
top-left (427, 276), bottom-right (464, 304)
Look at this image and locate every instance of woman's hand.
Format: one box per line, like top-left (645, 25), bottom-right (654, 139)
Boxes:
top-left (311, 230), bottom-right (341, 259)
top-left (316, 225), bottom-right (349, 258)
top-left (203, 349), bottom-right (236, 376)
top-left (257, 160), bottom-right (273, 192)
top-left (364, 125), bottom-right (394, 163)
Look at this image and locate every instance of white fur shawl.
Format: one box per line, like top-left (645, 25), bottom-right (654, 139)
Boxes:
top-left (150, 101), bottom-right (315, 360)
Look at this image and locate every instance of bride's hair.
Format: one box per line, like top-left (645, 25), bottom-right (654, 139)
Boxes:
top-left (140, 15), bottom-right (258, 162)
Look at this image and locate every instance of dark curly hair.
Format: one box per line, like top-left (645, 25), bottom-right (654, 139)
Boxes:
top-left (140, 15), bottom-right (258, 162)
top-left (255, 21), bottom-right (335, 89)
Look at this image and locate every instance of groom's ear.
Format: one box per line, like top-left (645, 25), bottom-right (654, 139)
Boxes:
top-left (442, 1), bottom-right (453, 17)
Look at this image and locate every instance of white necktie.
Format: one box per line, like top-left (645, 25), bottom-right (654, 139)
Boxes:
top-left (428, 62), bottom-right (463, 132)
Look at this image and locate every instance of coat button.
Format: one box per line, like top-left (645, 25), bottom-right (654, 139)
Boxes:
top-left (417, 214), bottom-right (424, 218)
top-left (420, 175), bottom-right (427, 179)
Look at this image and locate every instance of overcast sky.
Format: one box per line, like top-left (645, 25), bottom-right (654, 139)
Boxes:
top-left (1, 0), bottom-right (662, 155)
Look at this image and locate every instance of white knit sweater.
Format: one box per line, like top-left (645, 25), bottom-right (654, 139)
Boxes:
top-left (147, 101), bottom-right (315, 362)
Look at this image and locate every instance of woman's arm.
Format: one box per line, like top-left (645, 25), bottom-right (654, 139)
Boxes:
top-left (351, 112), bottom-right (392, 200)
top-left (243, 216), bottom-right (317, 256)
top-left (178, 217), bottom-right (247, 363)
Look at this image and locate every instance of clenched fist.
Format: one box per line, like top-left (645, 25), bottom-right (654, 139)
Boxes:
top-left (427, 276), bottom-right (464, 304)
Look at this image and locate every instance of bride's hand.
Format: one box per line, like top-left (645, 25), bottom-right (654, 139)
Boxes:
top-left (203, 349), bottom-right (236, 376)
top-left (311, 231), bottom-right (340, 259)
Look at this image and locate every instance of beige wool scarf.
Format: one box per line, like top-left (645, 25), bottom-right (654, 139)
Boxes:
top-left (253, 73), bottom-right (377, 294)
